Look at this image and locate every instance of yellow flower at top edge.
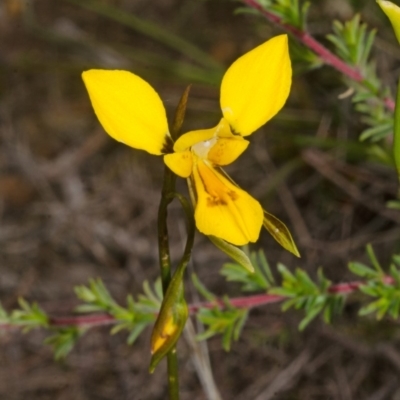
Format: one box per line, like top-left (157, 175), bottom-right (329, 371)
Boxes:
top-left (377, 0), bottom-right (400, 44)
top-left (82, 35), bottom-right (292, 246)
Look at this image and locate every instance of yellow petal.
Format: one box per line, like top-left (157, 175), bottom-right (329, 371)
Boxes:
top-left (193, 160), bottom-right (263, 245)
top-left (174, 118), bottom-right (233, 152)
top-left (174, 128), bottom-right (214, 152)
top-left (164, 151), bottom-right (193, 178)
top-left (377, 0), bottom-right (400, 44)
top-left (82, 69), bottom-right (170, 155)
top-left (208, 136), bottom-right (249, 165)
top-left (220, 35), bottom-right (292, 136)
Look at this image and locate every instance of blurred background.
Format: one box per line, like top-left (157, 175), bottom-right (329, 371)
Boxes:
top-left (1, 0), bottom-right (400, 399)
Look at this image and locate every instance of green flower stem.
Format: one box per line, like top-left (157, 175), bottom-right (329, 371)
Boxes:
top-left (155, 85), bottom-right (192, 400)
top-left (169, 193), bottom-right (195, 264)
top-left (149, 193), bottom-right (194, 374)
top-left (157, 166), bottom-right (179, 400)
top-left (156, 177), bottom-right (195, 399)
top-left (158, 167), bottom-right (177, 290)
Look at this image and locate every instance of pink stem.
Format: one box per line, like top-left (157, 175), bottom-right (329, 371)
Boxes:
top-left (242, 0), bottom-right (395, 112)
top-left (49, 314), bottom-right (116, 327)
top-left (1, 276), bottom-right (393, 330)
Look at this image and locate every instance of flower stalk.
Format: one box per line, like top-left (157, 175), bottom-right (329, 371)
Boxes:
top-left (153, 86), bottom-right (194, 399)
top-left (156, 165), bottom-right (180, 399)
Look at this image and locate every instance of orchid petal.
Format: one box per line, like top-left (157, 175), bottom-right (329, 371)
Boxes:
top-left (174, 118), bottom-right (233, 152)
top-left (82, 69), bottom-right (170, 155)
top-left (208, 137), bottom-right (249, 166)
top-left (164, 151), bottom-right (193, 178)
top-left (377, 0), bottom-right (400, 44)
top-left (220, 35), bottom-right (291, 136)
top-left (174, 128), bottom-right (215, 153)
top-left (193, 160), bottom-right (263, 245)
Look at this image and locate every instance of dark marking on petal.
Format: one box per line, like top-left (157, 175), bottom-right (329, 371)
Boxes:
top-left (207, 197), bottom-right (227, 207)
top-left (206, 190), bottom-right (238, 207)
top-left (197, 163), bottom-right (239, 207)
top-left (229, 124), bottom-right (241, 136)
top-left (161, 134), bottom-right (174, 154)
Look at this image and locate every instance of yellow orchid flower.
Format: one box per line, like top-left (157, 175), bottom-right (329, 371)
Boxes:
top-left (82, 34), bottom-right (292, 246)
top-left (377, 0), bottom-right (400, 44)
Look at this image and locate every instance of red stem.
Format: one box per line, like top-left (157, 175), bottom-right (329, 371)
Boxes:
top-left (242, 0), bottom-right (395, 112)
top-left (1, 277), bottom-right (393, 329)
top-left (49, 314), bottom-right (116, 327)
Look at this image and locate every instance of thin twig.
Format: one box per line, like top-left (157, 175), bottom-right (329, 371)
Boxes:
top-left (1, 276), bottom-right (394, 330)
top-left (242, 0), bottom-right (395, 112)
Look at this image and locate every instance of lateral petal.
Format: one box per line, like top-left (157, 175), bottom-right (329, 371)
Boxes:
top-left (164, 151), bottom-right (193, 178)
top-left (174, 118), bottom-right (233, 152)
top-left (193, 160), bottom-right (263, 245)
top-left (220, 35), bottom-right (292, 136)
top-left (208, 136), bottom-right (249, 166)
top-left (174, 128), bottom-right (215, 153)
top-left (82, 69), bottom-right (170, 155)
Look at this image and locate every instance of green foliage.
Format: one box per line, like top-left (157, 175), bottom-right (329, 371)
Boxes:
top-left (192, 274), bottom-right (248, 351)
top-left (220, 249), bottom-right (275, 292)
top-left (350, 247), bottom-right (400, 320)
top-left (10, 298), bottom-right (49, 332)
top-left (327, 15), bottom-right (375, 72)
top-left (39, 279), bottom-right (163, 359)
top-left (76, 278), bottom-right (161, 345)
top-left (348, 244), bottom-right (384, 279)
top-left (238, 0), bottom-right (320, 70)
top-left (263, 211), bottom-right (301, 257)
top-left (196, 300), bottom-right (248, 352)
top-left (270, 265), bottom-right (344, 330)
top-left (0, 302), bottom-right (10, 324)
top-left (45, 328), bottom-right (84, 360)
top-left (387, 199), bottom-right (400, 210)
top-left (326, 14), bottom-right (393, 143)
top-left (256, 0), bottom-right (310, 30)
top-left (208, 236), bottom-right (255, 273)
top-left (241, 1), bottom-right (394, 145)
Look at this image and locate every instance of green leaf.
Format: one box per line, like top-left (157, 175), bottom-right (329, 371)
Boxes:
top-left (348, 261), bottom-right (378, 278)
top-left (191, 273), bottom-right (217, 302)
top-left (387, 200), bottom-right (400, 209)
top-left (299, 303), bottom-right (324, 331)
top-left (127, 323), bottom-right (148, 345)
top-left (11, 298), bottom-right (49, 331)
top-left (263, 210), bottom-right (300, 257)
top-left (45, 328), bottom-right (84, 360)
top-left (393, 255), bottom-right (400, 266)
top-left (359, 284), bottom-right (379, 297)
top-left (272, 264), bottom-right (343, 330)
top-left (366, 244), bottom-right (383, 273)
top-left (208, 235), bottom-right (254, 273)
top-left (257, 250), bottom-right (275, 285)
top-left (220, 250), bottom-right (274, 292)
top-left (196, 304), bottom-right (247, 352)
